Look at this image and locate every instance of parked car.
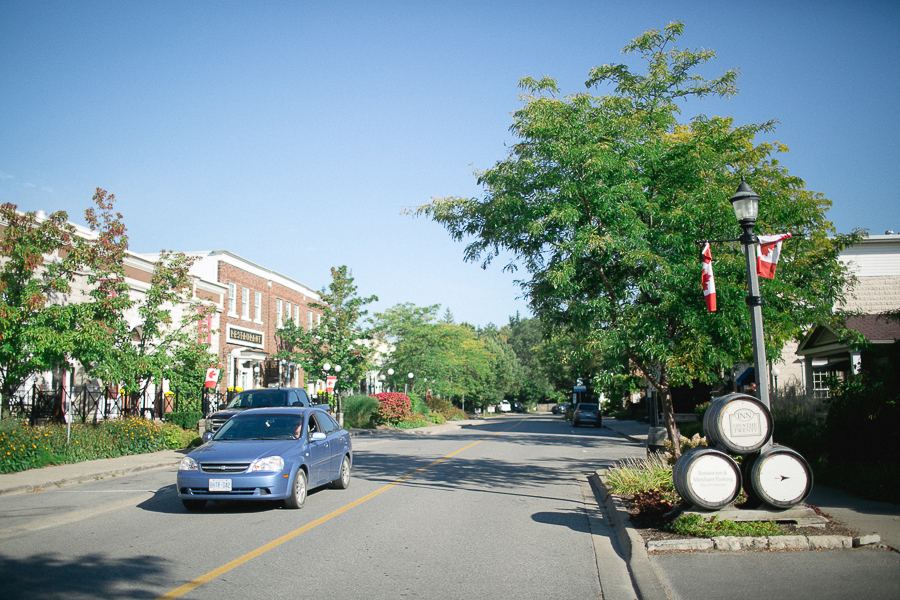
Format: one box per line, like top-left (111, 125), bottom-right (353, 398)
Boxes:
top-left (511, 401), bottom-right (525, 413)
top-left (572, 402), bottom-right (601, 427)
top-left (177, 407), bottom-right (351, 511)
top-left (551, 404), bottom-right (565, 415)
top-left (499, 400), bottom-right (512, 412)
top-left (202, 388), bottom-right (321, 435)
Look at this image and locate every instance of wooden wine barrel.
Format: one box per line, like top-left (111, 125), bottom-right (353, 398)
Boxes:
top-left (673, 447), bottom-right (742, 510)
top-left (744, 445), bottom-right (813, 509)
top-left (703, 393), bottom-right (773, 455)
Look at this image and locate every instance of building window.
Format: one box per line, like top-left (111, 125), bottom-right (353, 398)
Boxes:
top-left (277, 298), bottom-right (284, 328)
top-left (286, 301), bottom-right (292, 325)
top-left (813, 369), bottom-right (843, 399)
top-left (228, 283), bottom-right (237, 316)
top-left (254, 291), bottom-right (262, 323)
top-left (242, 287), bottom-right (250, 320)
top-left (308, 311), bottom-right (314, 331)
top-left (295, 306), bottom-right (300, 327)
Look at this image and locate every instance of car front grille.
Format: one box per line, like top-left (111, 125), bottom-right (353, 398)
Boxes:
top-left (200, 462), bottom-right (251, 474)
top-left (208, 417), bottom-right (230, 432)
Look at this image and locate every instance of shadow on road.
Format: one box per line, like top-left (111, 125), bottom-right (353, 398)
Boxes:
top-left (0, 551), bottom-right (174, 599)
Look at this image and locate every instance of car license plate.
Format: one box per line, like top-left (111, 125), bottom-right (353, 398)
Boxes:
top-left (209, 479), bottom-right (232, 492)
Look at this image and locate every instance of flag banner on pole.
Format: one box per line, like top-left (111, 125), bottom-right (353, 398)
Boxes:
top-left (326, 376), bottom-right (337, 393)
top-left (204, 368), bottom-right (220, 388)
top-left (701, 242), bottom-right (716, 312)
top-left (757, 233), bottom-right (792, 279)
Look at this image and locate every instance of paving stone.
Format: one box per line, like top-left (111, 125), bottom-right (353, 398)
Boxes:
top-left (808, 535), bottom-right (853, 550)
top-left (768, 536), bottom-right (810, 551)
top-left (647, 538), bottom-right (714, 552)
top-left (853, 534), bottom-right (881, 548)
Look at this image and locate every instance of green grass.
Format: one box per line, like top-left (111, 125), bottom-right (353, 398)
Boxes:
top-left (667, 514), bottom-right (784, 537)
top-left (605, 454), bottom-right (676, 495)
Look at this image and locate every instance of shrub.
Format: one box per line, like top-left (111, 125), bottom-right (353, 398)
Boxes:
top-left (605, 454), bottom-right (676, 496)
top-left (395, 412), bottom-right (429, 429)
top-left (409, 393), bottom-right (429, 415)
top-left (666, 513), bottom-right (783, 537)
top-left (343, 395), bottom-right (379, 429)
top-left (372, 392), bottom-right (412, 425)
top-left (662, 433), bottom-right (707, 464)
top-left (427, 412), bottom-right (447, 425)
top-left (167, 411), bottom-right (203, 431)
top-left (426, 396), bottom-right (468, 420)
top-left (0, 418), bottom-right (195, 473)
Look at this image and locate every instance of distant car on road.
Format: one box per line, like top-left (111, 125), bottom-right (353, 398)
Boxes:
top-left (499, 400), bottom-right (512, 412)
top-left (511, 401), bottom-right (525, 413)
top-left (551, 404), bottom-right (565, 415)
top-left (177, 407), bottom-right (351, 511)
top-left (572, 403), bottom-right (601, 427)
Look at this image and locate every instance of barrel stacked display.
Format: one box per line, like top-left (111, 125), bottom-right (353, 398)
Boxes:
top-left (674, 393), bottom-right (813, 511)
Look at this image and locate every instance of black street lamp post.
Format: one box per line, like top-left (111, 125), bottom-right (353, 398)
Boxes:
top-left (729, 178), bottom-right (771, 411)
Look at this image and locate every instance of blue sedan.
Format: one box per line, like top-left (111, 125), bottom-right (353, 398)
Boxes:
top-left (177, 407), bottom-right (352, 511)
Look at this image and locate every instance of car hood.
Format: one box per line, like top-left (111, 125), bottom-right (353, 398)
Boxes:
top-left (189, 439), bottom-right (302, 462)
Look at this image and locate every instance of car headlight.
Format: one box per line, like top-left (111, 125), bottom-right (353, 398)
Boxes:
top-left (179, 457), bottom-right (199, 471)
top-left (249, 456), bottom-right (285, 472)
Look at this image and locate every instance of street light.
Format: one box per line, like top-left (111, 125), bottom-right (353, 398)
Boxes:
top-left (405, 372), bottom-right (414, 395)
top-left (387, 368), bottom-right (394, 392)
top-left (772, 367), bottom-right (780, 397)
top-left (729, 178), bottom-right (771, 410)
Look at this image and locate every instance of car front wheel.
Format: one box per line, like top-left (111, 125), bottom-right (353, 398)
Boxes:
top-left (333, 455), bottom-right (351, 489)
top-left (284, 469), bottom-right (307, 509)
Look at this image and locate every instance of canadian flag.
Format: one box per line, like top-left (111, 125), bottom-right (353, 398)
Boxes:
top-left (326, 376), bottom-right (337, 393)
top-left (757, 233), bottom-right (792, 279)
top-left (701, 242), bottom-right (716, 312)
top-left (204, 368), bottom-right (220, 388)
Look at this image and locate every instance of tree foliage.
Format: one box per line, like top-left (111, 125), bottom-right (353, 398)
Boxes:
top-left (275, 266), bottom-right (378, 391)
top-left (413, 22), bottom-right (860, 453)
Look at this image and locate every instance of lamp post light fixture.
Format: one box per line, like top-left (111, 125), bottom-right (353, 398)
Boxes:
top-left (405, 372), bottom-right (414, 395)
top-left (771, 366), bottom-right (780, 397)
top-left (729, 178), bottom-right (770, 411)
top-left (387, 368), bottom-right (394, 393)
top-left (378, 373), bottom-right (386, 393)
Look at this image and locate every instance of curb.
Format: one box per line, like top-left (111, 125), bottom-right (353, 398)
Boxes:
top-left (0, 458), bottom-right (182, 498)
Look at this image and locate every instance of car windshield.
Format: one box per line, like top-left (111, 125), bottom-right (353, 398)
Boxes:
top-left (214, 414), bottom-right (304, 440)
top-left (225, 390), bottom-right (289, 409)
top-left (577, 404), bottom-right (599, 411)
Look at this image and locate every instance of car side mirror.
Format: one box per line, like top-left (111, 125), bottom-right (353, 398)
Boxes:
top-left (202, 432), bottom-right (214, 442)
top-left (310, 432), bottom-right (327, 441)
top-left (292, 401), bottom-right (303, 407)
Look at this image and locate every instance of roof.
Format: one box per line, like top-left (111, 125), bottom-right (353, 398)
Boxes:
top-left (844, 315), bottom-right (900, 344)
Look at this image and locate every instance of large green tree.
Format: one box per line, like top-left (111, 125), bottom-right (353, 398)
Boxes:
top-left (275, 266), bottom-right (378, 392)
top-left (413, 23), bottom-right (859, 453)
top-left (0, 190), bottom-right (128, 417)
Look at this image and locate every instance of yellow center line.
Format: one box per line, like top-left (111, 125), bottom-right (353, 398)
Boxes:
top-left (156, 420), bottom-right (522, 600)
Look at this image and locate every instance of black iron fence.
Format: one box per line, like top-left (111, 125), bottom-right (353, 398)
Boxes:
top-left (6, 384), bottom-right (229, 425)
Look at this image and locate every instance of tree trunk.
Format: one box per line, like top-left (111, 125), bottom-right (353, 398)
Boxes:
top-left (657, 371), bottom-right (681, 458)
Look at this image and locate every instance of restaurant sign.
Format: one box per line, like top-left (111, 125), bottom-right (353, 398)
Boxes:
top-left (227, 324), bottom-right (264, 349)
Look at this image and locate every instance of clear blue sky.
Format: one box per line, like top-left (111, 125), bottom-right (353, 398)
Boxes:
top-left (2, 1), bottom-right (898, 328)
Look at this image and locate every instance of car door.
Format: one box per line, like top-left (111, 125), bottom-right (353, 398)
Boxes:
top-left (316, 411), bottom-right (344, 478)
top-left (305, 412), bottom-right (331, 486)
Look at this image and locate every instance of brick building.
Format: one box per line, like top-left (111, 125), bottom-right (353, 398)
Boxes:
top-left (178, 250), bottom-right (323, 394)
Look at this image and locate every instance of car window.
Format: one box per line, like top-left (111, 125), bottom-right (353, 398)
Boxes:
top-left (577, 404), bottom-right (599, 410)
top-left (216, 414), bottom-right (302, 440)
top-left (296, 389), bottom-right (311, 405)
top-left (316, 411), bottom-right (337, 435)
top-left (307, 413), bottom-right (321, 437)
top-left (321, 412), bottom-right (341, 432)
top-left (225, 390), bottom-right (289, 409)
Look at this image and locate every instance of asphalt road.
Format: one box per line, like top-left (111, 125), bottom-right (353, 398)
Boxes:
top-left (0, 414), bottom-right (644, 600)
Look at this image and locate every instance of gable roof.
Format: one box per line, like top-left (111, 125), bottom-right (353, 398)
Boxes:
top-left (797, 314), bottom-right (900, 358)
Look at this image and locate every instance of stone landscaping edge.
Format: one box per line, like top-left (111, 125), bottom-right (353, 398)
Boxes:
top-left (593, 470), bottom-right (882, 554)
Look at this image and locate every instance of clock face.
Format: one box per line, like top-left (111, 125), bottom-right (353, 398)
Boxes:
top-left (757, 453), bottom-right (809, 504)
top-left (688, 454), bottom-right (739, 504)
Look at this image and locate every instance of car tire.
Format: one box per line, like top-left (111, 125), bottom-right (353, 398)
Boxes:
top-left (594, 420), bottom-right (602, 428)
top-left (182, 499), bottom-right (206, 511)
top-left (332, 455), bottom-right (351, 489)
top-left (284, 468), bottom-right (307, 509)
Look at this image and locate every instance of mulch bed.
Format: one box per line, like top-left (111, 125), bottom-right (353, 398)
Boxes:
top-left (618, 494), bottom-right (862, 543)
